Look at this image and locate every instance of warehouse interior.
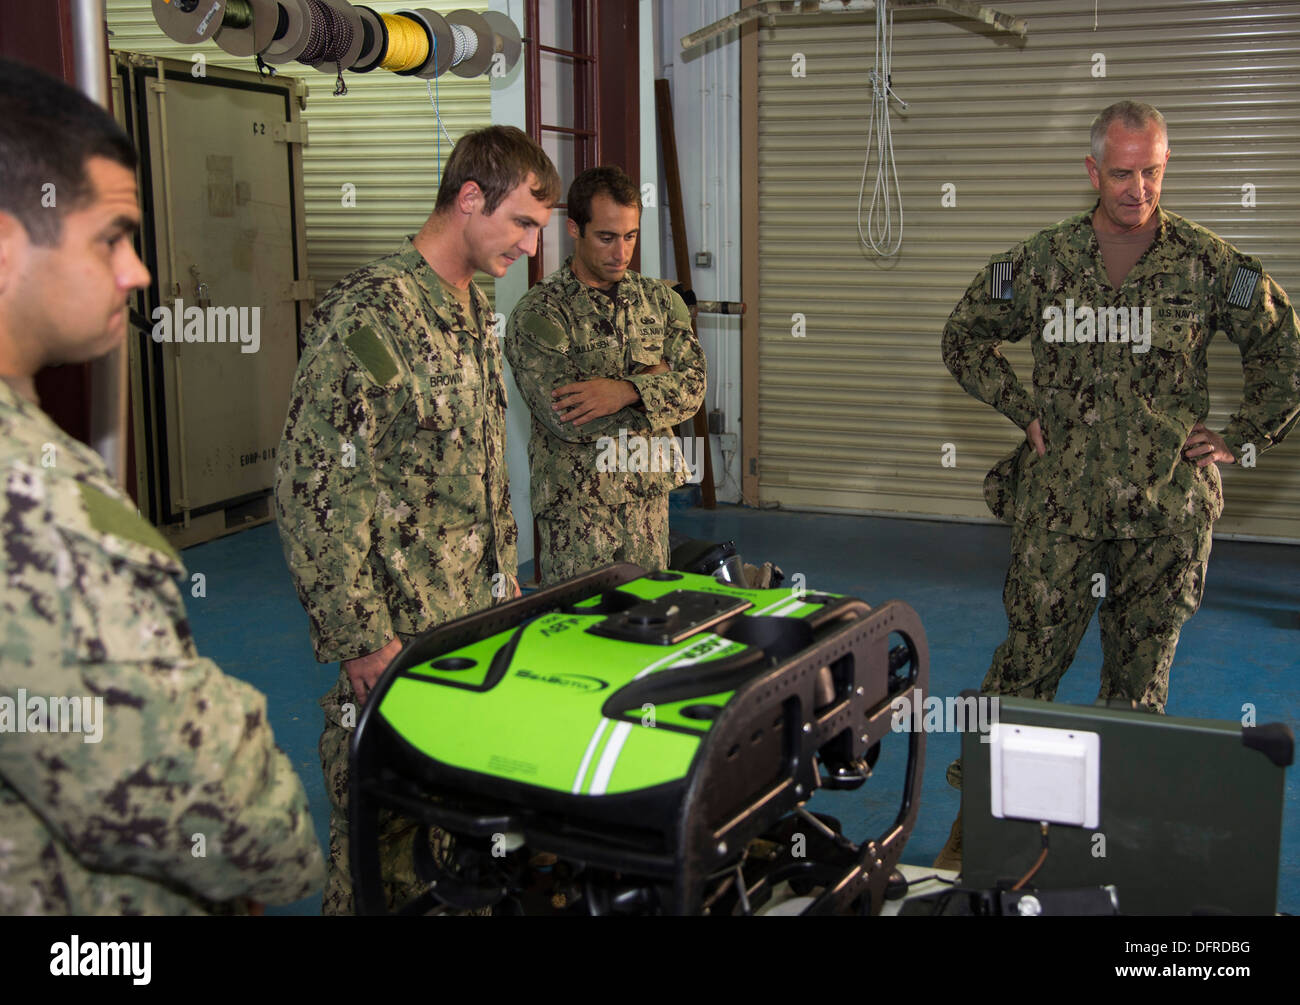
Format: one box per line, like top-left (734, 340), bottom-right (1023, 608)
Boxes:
top-left (1, 0), bottom-right (1296, 918)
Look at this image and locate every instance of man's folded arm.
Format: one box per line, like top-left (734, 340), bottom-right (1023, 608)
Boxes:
top-left (505, 305), bottom-right (650, 443)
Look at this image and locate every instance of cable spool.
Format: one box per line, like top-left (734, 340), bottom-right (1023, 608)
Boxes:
top-left (296, 0), bottom-right (365, 75)
top-left (394, 8), bottom-right (453, 80)
top-left (152, 0), bottom-right (235, 45)
top-left (445, 10), bottom-right (493, 79)
top-left (379, 14), bottom-right (433, 73)
top-left (262, 0), bottom-right (314, 64)
top-left (214, 0), bottom-right (281, 57)
top-left (350, 5), bottom-right (389, 73)
top-left (481, 10), bottom-right (523, 76)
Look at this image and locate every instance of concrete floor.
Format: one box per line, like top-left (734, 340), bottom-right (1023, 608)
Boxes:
top-left (182, 506), bottom-right (1299, 915)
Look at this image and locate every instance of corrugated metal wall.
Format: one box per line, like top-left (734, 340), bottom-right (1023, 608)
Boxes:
top-left (756, 0), bottom-right (1300, 540)
top-left (107, 0), bottom-right (495, 301)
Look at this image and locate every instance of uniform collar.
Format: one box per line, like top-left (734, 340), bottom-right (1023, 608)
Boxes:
top-left (561, 256), bottom-right (629, 308)
top-left (0, 376), bottom-right (103, 471)
top-left (1050, 203), bottom-right (1183, 281)
top-left (398, 237), bottom-right (491, 338)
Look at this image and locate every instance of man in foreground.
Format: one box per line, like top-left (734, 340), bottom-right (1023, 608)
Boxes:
top-left (0, 59), bottom-right (323, 915)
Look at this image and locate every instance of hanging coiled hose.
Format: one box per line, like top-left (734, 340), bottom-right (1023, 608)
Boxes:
top-left (857, 0), bottom-right (908, 258)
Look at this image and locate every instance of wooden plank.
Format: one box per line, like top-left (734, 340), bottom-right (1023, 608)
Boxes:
top-left (681, 0), bottom-right (1027, 52)
top-left (654, 77), bottom-right (716, 509)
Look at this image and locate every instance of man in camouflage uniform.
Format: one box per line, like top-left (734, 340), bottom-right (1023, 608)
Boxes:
top-left (275, 126), bottom-right (559, 914)
top-left (935, 100), bottom-right (1300, 867)
top-left (505, 166), bottom-right (707, 585)
top-left (0, 61), bottom-right (323, 914)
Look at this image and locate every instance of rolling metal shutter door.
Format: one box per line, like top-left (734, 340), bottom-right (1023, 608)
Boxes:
top-left (756, 0), bottom-right (1300, 540)
top-left (107, 0), bottom-right (495, 301)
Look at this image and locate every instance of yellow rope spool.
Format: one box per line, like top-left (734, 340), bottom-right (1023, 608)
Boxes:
top-left (379, 13), bottom-right (429, 73)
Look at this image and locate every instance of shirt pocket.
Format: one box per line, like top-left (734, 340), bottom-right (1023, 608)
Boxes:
top-left (628, 323), bottom-right (666, 370)
top-left (413, 376), bottom-right (488, 475)
top-left (1131, 284), bottom-right (1207, 408)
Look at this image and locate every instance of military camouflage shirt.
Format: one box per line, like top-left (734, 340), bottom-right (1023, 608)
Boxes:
top-left (275, 239), bottom-right (516, 663)
top-left (0, 380), bottom-right (324, 915)
top-left (504, 259), bottom-right (707, 514)
top-left (943, 205), bottom-right (1300, 539)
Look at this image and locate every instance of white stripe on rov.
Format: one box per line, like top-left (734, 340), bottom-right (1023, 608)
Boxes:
top-left (578, 633), bottom-right (732, 796)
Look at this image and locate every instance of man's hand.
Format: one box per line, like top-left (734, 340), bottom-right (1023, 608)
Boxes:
top-left (343, 637), bottom-right (403, 705)
top-left (1183, 422), bottom-right (1235, 467)
top-left (552, 378), bottom-right (638, 426)
top-left (637, 361), bottom-right (670, 376)
top-left (1026, 418), bottom-right (1046, 457)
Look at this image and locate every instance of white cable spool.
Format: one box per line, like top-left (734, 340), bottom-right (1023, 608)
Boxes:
top-left (445, 9), bottom-right (494, 78)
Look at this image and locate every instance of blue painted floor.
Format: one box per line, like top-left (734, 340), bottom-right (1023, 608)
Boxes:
top-left (181, 506), bottom-right (1299, 915)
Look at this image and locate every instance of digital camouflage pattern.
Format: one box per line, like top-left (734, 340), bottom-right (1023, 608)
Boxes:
top-left (505, 259), bottom-right (706, 583)
top-left (944, 206), bottom-right (1300, 539)
top-left (0, 380), bottom-right (324, 915)
top-left (981, 522), bottom-right (1212, 714)
top-left (276, 238), bottom-right (516, 664)
top-left (275, 238), bottom-right (515, 915)
top-left (942, 205), bottom-right (1300, 750)
top-left (536, 496), bottom-right (669, 584)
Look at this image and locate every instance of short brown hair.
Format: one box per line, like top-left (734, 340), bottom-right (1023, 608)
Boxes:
top-left (434, 125), bottom-right (560, 215)
top-left (568, 166), bottom-right (640, 235)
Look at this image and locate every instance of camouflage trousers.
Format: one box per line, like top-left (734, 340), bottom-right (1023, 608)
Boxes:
top-left (319, 663), bottom-right (484, 916)
top-left (946, 522), bottom-right (1212, 790)
top-left (980, 522), bottom-right (1213, 712)
top-left (536, 495), bottom-right (670, 585)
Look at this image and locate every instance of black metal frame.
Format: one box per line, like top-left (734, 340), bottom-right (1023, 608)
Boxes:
top-left (350, 564), bottom-right (928, 916)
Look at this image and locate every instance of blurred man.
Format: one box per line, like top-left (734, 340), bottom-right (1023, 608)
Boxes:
top-left (0, 59), bottom-right (323, 914)
top-left (506, 166), bottom-right (706, 584)
top-left (275, 126), bottom-right (559, 914)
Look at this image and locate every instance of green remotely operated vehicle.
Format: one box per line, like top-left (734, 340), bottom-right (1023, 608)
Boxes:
top-left (350, 550), bottom-right (929, 916)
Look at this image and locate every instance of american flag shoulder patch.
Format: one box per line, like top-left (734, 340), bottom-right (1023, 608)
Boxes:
top-left (1227, 265), bottom-right (1261, 309)
top-left (988, 259), bottom-right (1015, 301)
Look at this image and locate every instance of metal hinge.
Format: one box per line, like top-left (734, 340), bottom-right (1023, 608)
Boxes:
top-left (282, 279), bottom-right (317, 302)
top-left (273, 121), bottom-right (309, 146)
